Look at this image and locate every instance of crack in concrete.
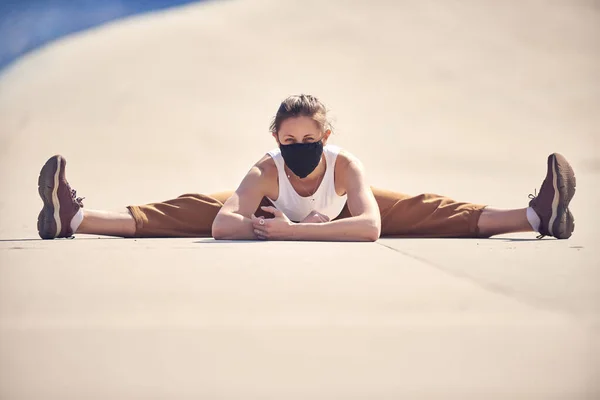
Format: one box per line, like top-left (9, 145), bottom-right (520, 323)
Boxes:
top-left (376, 241), bottom-right (596, 332)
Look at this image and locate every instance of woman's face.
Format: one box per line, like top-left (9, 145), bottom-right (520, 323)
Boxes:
top-left (274, 116), bottom-right (330, 145)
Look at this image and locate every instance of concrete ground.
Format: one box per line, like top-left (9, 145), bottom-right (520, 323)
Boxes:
top-left (0, 0), bottom-right (599, 398)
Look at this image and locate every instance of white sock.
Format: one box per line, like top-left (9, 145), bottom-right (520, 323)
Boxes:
top-left (526, 207), bottom-right (541, 232)
top-left (70, 208), bottom-right (84, 233)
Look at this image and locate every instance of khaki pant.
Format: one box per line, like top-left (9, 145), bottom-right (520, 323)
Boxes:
top-left (127, 188), bottom-right (487, 238)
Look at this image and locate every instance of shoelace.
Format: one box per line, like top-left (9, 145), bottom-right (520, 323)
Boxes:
top-left (528, 188), bottom-right (537, 202)
top-left (70, 188), bottom-right (85, 208)
top-left (527, 188), bottom-right (545, 239)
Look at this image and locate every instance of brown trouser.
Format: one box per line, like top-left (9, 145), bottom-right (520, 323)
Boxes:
top-left (127, 188), bottom-right (487, 238)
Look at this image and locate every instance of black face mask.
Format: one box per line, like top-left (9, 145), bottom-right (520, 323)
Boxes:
top-left (280, 141), bottom-right (324, 179)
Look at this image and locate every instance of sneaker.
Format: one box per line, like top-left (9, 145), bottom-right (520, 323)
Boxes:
top-left (528, 153), bottom-right (576, 239)
top-left (37, 155), bottom-right (84, 239)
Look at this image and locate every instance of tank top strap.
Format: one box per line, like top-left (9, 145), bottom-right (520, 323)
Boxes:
top-left (267, 148), bottom-right (297, 206)
top-left (267, 148), bottom-right (288, 182)
top-left (323, 144), bottom-right (341, 185)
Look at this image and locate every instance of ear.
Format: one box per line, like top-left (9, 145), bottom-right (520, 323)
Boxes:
top-left (321, 129), bottom-right (332, 146)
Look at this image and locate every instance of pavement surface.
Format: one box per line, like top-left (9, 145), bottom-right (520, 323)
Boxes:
top-left (0, 0), bottom-right (599, 398)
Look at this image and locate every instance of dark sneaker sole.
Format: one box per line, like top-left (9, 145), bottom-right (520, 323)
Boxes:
top-left (37, 155), bottom-right (65, 239)
top-left (548, 153), bottom-right (576, 239)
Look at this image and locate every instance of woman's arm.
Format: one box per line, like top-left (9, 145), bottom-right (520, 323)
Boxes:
top-left (293, 157), bottom-right (381, 241)
top-left (252, 156), bottom-right (381, 242)
top-left (211, 165), bottom-right (268, 240)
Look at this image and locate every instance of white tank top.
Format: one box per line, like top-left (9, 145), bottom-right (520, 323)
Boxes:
top-left (267, 144), bottom-right (348, 222)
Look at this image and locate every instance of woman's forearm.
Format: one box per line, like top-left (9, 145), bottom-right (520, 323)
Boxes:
top-left (289, 215), bottom-right (380, 242)
top-left (212, 212), bottom-right (256, 240)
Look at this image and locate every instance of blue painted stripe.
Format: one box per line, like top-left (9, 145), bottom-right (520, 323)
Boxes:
top-left (0, 0), bottom-right (204, 70)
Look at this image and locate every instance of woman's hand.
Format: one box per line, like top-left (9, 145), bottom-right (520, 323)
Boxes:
top-left (251, 206), bottom-right (294, 240)
top-left (300, 211), bottom-right (330, 224)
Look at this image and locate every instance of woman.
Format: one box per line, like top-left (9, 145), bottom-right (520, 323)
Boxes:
top-left (37, 94), bottom-right (576, 241)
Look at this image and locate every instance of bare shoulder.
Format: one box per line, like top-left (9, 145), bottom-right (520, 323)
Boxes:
top-left (248, 154), bottom-right (278, 198)
top-left (335, 149), bottom-right (365, 173)
top-left (254, 154), bottom-right (278, 179)
top-left (334, 149), bottom-right (367, 195)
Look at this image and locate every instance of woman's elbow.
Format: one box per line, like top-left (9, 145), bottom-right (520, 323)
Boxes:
top-left (211, 216), bottom-right (229, 240)
top-left (211, 225), bottom-right (225, 240)
top-left (365, 227), bottom-right (380, 242)
top-left (212, 213), bottom-right (252, 240)
top-left (360, 220), bottom-right (381, 242)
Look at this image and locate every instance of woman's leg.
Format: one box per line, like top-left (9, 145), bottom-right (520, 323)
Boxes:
top-left (368, 189), bottom-right (544, 238)
top-left (37, 154), bottom-right (239, 239)
top-left (476, 207), bottom-right (533, 237)
top-left (366, 152), bottom-right (576, 239)
top-left (124, 192), bottom-right (232, 237)
top-left (367, 188), bottom-right (491, 238)
top-left (42, 191), bottom-right (234, 239)
top-left (339, 187), bottom-right (533, 238)
top-left (75, 191), bottom-right (236, 238)
top-left (368, 188), bottom-right (537, 238)
top-left (74, 192), bottom-right (232, 238)
top-left (79, 191), bottom-right (275, 238)
top-left (76, 210), bottom-right (137, 237)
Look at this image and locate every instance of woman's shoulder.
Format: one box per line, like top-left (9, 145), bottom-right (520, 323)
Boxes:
top-left (334, 147), bottom-right (362, 170)
top-left (253, 153), bottom-right (279, 179)
top-left (332, 147), bottom-right (368, 193)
